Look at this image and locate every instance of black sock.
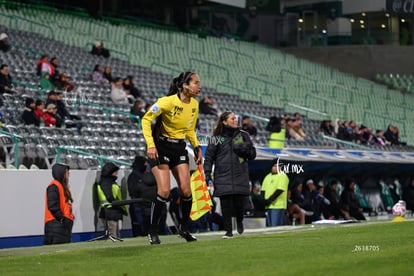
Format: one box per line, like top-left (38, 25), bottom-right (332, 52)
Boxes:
top-left (180, 196), bottom-right (192, 231)
top-left (149, 194), bottom-right (168, 234)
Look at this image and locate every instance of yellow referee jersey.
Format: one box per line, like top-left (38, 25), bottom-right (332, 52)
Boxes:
top-left (142, 94), bottom-right (200, 148)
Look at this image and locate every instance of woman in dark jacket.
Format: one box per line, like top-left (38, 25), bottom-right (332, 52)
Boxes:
top-left (204, 111), bottom-right (256, 238)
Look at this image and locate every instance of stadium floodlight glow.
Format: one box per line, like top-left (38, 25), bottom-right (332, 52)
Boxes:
top-left (361, 24), bottom-right (365, 29)
top-left (385, 13), bottom-right (390, 17)
top-left (298, 18), bottom-right (304, 23)
top-left (362, 12), bottom-right (366, 16)
top-left (322, 29), bottom-right (327, 34)
top-left (360, 20), bottom-right (364, 24)
top-left (381, 24), bottom-right (386, 29)
top-left (350, 18), bottom-right (355, 23)
top-left (401, 18), bottom-right (405, 23)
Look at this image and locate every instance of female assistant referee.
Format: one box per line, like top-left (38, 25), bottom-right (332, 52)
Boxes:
top-left (141, 71), bottom-right (202, 244)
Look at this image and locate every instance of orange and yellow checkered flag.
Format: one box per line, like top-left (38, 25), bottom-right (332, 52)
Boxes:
top-left (190, 165), bottom-right (213, 221)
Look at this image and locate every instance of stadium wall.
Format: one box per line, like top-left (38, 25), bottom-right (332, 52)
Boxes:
top-left (281, 45), bottom-right (414, 79)
top-left (0, 169), bottom-right (133, 248)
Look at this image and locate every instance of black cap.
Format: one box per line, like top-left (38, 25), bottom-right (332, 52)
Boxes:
top-left (271, 158), bottom-right (284, 167)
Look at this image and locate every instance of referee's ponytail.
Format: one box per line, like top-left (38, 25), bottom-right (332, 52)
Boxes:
top-left (167, 71), bottom-right (193, 96)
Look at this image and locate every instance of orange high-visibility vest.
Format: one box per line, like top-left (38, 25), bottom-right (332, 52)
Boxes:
top-left (44, 180), bottom-right (74, 223)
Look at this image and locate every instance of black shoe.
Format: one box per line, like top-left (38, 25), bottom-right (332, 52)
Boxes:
top-left (237, 220), bottom-right (244, 235)
top-left (178, 229), bottom-right (197, 242)
top-left (222, 231), bottom-right (233, 239)
top-left (148, 233), bottom-right (161, 245)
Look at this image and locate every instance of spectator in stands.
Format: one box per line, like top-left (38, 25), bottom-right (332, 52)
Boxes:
top-left (21, 97), bottom-right (40, 126)
top-left (44, 163), bottom-right (74, 245)
top-left (130, 99), bottom-right (146, 118)
top-left (0, 64), bottom-right (16, 95)
top-left (286, 118), bottom-right (305, 141)
top-left (91, 64), bottom-right (108, 84)
top-left (324, 179), bottom-right (350, 220)
top-left (293, 112), bottom-right (302, 127)
top-left (55, 91), bottom-right (82, 132)
top-left (123, 75), bottom-right (142, 99)
top-left (36, 54), bottom-right (54, 77)
top-left (0, 33), bottom-right (11, 52)
top-left (204, 111), bottom-right (256, 238)
top-left (40, 72), bottom-right (55, 91)
top-left (319, 119), bottom-right (335, 136)
top-left (55, 73), bottom-right (75, 92)
top-left (199, 96), bottom-right (219, 117)
top-left (43, 103), bottom-right (63, 127)
top-left (340, 178), bottom-right (366, 220)
top-left (241, 115), bottom-right (258, 139)
top-left (357, 125), bottom-right (374, 145)
top-left (261, 159), bottom-right (289, 226)
top-left (103, 66), bottom-right (114, 83)
top-left (91, 41), bottom-right (110, 58)
top-left (335, 119), bottom-right (346, 140)
top-left (266, 116), bottom-right (285, 149)
top-left (384, 124), bottom-right (406, 145)
top-left (111, 77), bottom-right (134, 104)
top-left (402, 177), bottom-right (414, 213)
top-left (343, 120), bottom-right (357, 142)
top-left (34, 99), bottom-right (46, 124)
top-left (373, 129), bottom-right (386, 146)
top-left (50, 57), bottom-right (60, 86)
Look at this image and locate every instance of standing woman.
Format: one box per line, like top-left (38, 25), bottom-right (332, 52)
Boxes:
top-left (141, 71), bottom-right (202, 244)
top-left (204, 111), bottom-right (256, 238)
top-left (44, 163), bottom-right (74, 245)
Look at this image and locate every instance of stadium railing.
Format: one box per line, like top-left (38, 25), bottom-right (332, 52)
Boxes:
top-left (0, 129), bottom-right (20, 168)
top-left (56, 146), bottom-right (132, 169)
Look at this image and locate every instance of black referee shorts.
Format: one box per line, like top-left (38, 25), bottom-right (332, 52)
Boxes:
top-left (149, 138), bottom-right (189, 168)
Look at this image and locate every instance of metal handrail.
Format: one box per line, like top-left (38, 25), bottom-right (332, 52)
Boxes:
top-left (0, 130), bottom-right (20, 168)
top-left (56, 146), bottom-right (131, 169)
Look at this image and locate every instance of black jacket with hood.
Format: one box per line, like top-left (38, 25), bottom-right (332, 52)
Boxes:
top-left (204, 126), bottom-right (256, 197)
top-left (99, 162), bottom-right (125, 220)
top-left (127, 156), bottom-right (157, 216)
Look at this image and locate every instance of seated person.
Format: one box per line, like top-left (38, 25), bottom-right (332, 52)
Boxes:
top-left (34, 99), bottom-right (46, 124)
top-left (130, 99), bottom-right (146, 118)
top-left (43, 103), bottom-right (63, 127)
top-left (0, 33), bottom-right (10, 52)
top-left (0, 64), bottom-right (17, 95)
top-left (111, 77), bottom-right (134, 104)
top-left (21, 97), bottom-right (40, 126)
top-left (123, 76), bottom-right (142, 99)
top-left (91, 64), bottom-right (108, 84)
top-left (55, 73), bottom-right (75, 92)
top-left (242, 116), bottom-right (258, 138)
top-left (91, 41), bottom-right (110, 58)
top-left (340, 178), bottom-right (366, 221)
top-left (199, 96), bottom-right (218, 117)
